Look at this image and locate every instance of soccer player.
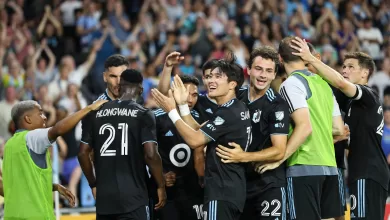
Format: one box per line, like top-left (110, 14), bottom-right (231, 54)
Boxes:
top-left (291, 37), bottom-right (390, 220)
top-left (3, 99), bottom-right (107, 219)
top-left (153, 75), bottom-right (205, 220)
top-left (79, 69), bottom-right (166, 220)
top-left (158, 52), bottom-right (219, 122)
top-left (78, 54), bottom-right (128, 188)
top-left (307, 43), bottom-right (349, 220)
top-left (259, 36), bottom-right (345, 220)
top-left (152, 58), bottom-right (251, 220)
top-left (215, 46), bottom-right (289, 220)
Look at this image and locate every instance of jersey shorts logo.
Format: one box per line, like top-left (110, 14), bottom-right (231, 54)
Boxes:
top-left (253, 110), bottom-right (262, 123)
top-left (169, 143), bottom-right (191, 167)
top-left (214, 116), bottom-right (225, 125)
top-left (275, 111), bottom-right (284, 121)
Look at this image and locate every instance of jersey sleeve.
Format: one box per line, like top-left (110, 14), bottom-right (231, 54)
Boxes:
top-left (351, 84), bottom-right (378, 106)
top-left (25, 128), bottom-right (54, 154)
top-left (279, 76), bottom-right (308, 114)
top-left (199, 107), bottom-right (234, 141)
top-left (141, 110), bottom-right (158, 145)
top-left (269, 102), bottom-right (290, 135)
top-left (191, 109), bottom-right (204, 124)
top-left (80, 113), bottom-right (93, 145)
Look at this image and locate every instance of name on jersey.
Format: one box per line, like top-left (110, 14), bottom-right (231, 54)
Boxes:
top-left (241, 111), bottom-right (250, 120)
top-left (96, 108), bottom-right (139, 118)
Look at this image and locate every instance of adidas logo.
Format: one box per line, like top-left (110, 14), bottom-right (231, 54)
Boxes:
top-left (165, 130), bottom-right (174, 136)
top-left (206, 108), bottom-right (213, 114)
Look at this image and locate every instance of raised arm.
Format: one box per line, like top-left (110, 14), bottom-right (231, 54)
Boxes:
top-left (48, 100), bottom-right (107, 141)
top-left (291, 37), bottom-right (357, 97)
top-left (152, 89), bottom-right (210, 149)
top-left (157, 52), bottom-right (184, 95)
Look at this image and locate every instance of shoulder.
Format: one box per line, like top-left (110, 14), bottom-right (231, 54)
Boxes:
top-left (94, 93), bottom-right (110, 102)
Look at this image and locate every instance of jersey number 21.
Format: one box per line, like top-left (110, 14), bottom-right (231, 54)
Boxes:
top-left (99, 123), bottom-right (128, 156)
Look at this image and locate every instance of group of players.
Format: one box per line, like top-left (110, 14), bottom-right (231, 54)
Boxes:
top-left (76, 36), bottom-right (390, 220)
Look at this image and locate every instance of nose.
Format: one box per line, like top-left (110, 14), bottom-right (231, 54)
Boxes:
top-left (42, 114), bottom-right (47, 121)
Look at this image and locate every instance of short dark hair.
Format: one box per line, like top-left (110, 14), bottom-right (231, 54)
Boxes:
top-left (11, 100), bottom-right (38, 129)
top-left (247, 46), bottom-right (279, 73)
top-left (121, 69), bottom-right (143, 84)
top-left (180, 75), bottom-right (200, 86)
top-left (344, 52), bottom-right (375, 79)
top-left (202, 59), bottom-right (219, 74)
top-left (212, 53), bottom-right (244, 95)
top-left (104, 55), bottom-right (129, 71)
top-left (276, 64), bottom-right (287, 78)
top-left (278, 36), bottom-right (302, 63)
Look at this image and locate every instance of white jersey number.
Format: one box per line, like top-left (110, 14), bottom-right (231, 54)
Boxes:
top-left (99, 123), bottom-right (128, 156)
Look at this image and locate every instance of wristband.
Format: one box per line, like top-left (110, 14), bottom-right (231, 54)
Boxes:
top-left (168, 109), bottom-right (181, 124)
top-left (178, 104), bottom-right (190, 116)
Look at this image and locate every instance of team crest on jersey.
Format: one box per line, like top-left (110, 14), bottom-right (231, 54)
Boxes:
top-left (252, 110), bottom-right (261, 123)
top-left (275, 111), bottom-right (284, 121)
top-left (214, 116), bottom-right (225, 125)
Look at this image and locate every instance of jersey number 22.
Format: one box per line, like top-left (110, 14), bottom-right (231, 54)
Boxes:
top-left (99, 123), bottom-right (128, 156)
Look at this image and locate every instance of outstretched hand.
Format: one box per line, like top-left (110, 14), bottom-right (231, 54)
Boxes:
top-left (151, 89), bottom-right (177, 112)
top-left (165, 51), bottom-right (184, 67)
top-left (171, 75), bottom-right (190, 105)
top-left (57, 184), bottom-right (76, 207)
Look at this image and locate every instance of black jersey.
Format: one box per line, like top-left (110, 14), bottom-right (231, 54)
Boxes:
top-left (330, 85), bottom-right (347, 169)
top-left (81, 90), bottom-right (113, 145)
top-left (193, 94), bottom-right (219, 122)
top-left (153, 108), bottom-right (204, 200)
top-left (89, 100), bottom-right (157, 215)
top-left (238, 87), bottom-right (290, 198)
top-left (200, 98), bottom-right (251, 212)
top-left (341, 85), bottom-right (390, 190)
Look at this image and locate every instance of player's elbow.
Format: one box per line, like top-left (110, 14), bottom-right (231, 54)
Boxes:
top-left (274, 147), bottom-right (286, 161)
top-left (144, 151), bottom-right (160, 163)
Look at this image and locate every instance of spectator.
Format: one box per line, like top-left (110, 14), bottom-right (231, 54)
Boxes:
top-left (357, 17), bottom-right (383, 60)
top-left (369, 58), bottom-right (390, 101)
top-left (0, 87), bottom-right (19, 140)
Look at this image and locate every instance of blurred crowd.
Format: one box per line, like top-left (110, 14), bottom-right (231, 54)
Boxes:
top-left (0, 0), bottom-right (390, 208)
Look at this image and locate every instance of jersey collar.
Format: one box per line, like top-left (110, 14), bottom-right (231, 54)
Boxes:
top-left (105, 89), bottom-right (114, 101)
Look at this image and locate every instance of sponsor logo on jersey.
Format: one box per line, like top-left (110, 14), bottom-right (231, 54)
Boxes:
top-left (206, 108), bottom-right (213, 114)
top-left (165, 130), bottom-right (174, 136)
top-left (214, 116), bottom-right (225, 125)
top-left (207, 123), bottom-right (216, 131)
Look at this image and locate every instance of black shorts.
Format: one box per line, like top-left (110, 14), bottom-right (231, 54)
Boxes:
top-left (156, 197), bottom-right (204, 220)
top-left (287, 175), bottom-right (343, 220)
top-left (349, 179), bottom-right (387, 220)
top-left (337, 168), bottom-right (347, 212)
top-left (204, 200), bottom-right (241, 220)
top-left (240, 187), bottom-right (287, 220)
top-left (97, 205), bottom-right (150, 220)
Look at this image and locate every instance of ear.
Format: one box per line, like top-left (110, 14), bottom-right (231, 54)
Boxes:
top-left (103, 72), bottom-right (108, 83)
top-left (24, 114), bottom-right (32, 125)
top-left (229, 81), bottom-right (237, 91)
top-left (362, 69), bottom-right (369, 79)
top-left (278, 54), bottom-right (283, 64)
top-left (315, 53), bottom-right (321, 60)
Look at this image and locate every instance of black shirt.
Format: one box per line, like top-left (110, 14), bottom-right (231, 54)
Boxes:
top-left (339, 85), bottom-right (390, 190)
top-left (90, 100), bottom-right (157, 214)
top-left (200, 98), bottom-right (251, 211)
top-left (238, 87), bottom-right (290, 198)
top-left (153, 108), bottom-right (204, 200)
top-left (331, 85), bottom-right (347, 169)
top-left (193, 94), bottom-right (219, 123)
top-left (81, 90), bottom-right (112, 145)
